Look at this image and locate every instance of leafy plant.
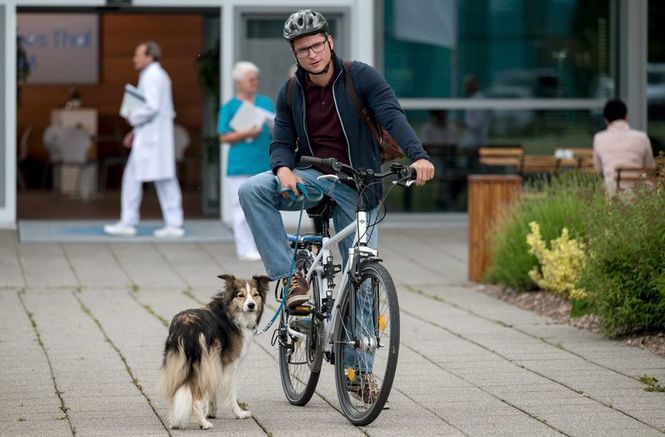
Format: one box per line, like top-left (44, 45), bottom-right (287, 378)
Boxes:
top-left (639, 375), bottom-right (665, 392)
top-left (195, 40), bottom-right (220, 107)
top-left (579, 181), bottom-right (665, 336)
top-left (16, 36), bottom-right (31, 107)
top-left (484, 171), bottom-right (601, 290)
top-left (526, 221), bottom-right (588, 300)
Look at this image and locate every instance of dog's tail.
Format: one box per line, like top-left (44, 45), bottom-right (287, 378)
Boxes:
top-left (160, 340), bottom-right (192, 427)
top-left (159, 340), bottom-right (190, 400)
top-left (170, 385), bottom-right (193, 428)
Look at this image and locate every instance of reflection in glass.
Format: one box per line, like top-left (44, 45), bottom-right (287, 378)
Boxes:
top-left (383, 109), bottom-right (606, 213)
top-left (384, 0), bottom-right (611, 99)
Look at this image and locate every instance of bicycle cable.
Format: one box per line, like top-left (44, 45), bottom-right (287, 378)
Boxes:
top-left (254, 182), bottom-right (322, 336)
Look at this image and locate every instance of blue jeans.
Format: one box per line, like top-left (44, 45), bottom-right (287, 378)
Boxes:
top-left (239, 168), bottom-right (378, 372)
top-left (238, 168), bottom-right (379, 279)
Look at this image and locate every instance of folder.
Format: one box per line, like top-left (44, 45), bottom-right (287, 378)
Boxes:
top-left (119, 84), bottom-right (146, 118)
top-left (229, 101), bottom-right (267, 132)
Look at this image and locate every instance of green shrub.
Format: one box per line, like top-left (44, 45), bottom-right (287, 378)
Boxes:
top-left (579, 183), bottom-right (665, 336)
top-left (484, 172), bottom-right (601, 290)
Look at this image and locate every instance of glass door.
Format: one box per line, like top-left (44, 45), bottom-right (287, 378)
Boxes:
top-left (238, 11), bottom-right (349, 102)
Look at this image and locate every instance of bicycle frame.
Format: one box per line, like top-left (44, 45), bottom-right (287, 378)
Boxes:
top-left (286, 209), bottom-right (377, 356)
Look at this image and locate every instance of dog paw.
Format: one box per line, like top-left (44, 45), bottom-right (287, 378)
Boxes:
top-left (199, 420), bottom-right (213, 430)
top-left (235, 410), bottom-right (252, 420)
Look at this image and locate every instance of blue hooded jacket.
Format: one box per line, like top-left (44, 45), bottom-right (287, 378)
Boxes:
top-left (270, 52), bottom-right (430, 208)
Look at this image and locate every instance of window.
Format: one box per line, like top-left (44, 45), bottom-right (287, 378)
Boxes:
top-left (383, 0), bottom-right (611, 99)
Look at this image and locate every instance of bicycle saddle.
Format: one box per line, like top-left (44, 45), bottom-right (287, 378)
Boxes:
top-left (306, 196), bottom-right (336, 221)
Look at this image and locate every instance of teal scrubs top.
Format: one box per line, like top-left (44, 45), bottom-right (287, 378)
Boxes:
top-left (217, 95), bottom-right (274, 176)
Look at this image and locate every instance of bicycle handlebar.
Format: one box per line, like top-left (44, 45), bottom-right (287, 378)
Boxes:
top-left (300, 156), bottom-right (416, 185)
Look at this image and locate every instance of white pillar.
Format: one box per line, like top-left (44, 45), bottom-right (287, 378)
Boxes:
top-left (0, 1), bottom-right (17, 226)
top-left (619, 0), bottom-right (648, 131)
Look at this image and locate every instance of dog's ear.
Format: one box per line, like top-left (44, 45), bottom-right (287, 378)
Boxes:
top-left (217, 274), bottom-right (237, 290)
top-left (252, 275), bottom-right (271, 297)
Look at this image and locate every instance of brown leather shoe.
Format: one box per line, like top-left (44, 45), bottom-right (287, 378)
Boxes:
top-left (284, 272), bottom-right (309, 309)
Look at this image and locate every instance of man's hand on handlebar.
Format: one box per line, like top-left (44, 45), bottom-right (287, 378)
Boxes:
top-left (410, 159), bottom-right (435, 186)
top-left (276, 167), bottom-right (303, 198)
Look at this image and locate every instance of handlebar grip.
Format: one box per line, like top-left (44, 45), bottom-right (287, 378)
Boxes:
top-left (403, 166), bottom-right (417, 181)
top-left (300, 156), bottom-right (336, 169)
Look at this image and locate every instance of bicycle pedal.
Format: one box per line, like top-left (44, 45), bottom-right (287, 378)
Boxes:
top-left (287, 303), bottom-right (314, 316)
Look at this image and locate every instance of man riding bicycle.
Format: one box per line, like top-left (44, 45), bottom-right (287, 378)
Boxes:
top-left (239, 8), bottom-right (435, 402)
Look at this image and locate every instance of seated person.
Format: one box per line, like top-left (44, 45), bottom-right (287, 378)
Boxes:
top-left (593, 99), bottom-right (656, 193)
top-left (419, 110), bottom-right (459, 145)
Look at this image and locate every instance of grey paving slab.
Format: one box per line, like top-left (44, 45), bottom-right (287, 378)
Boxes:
top-left (152, 243), bottom-right (225, 288)
top-left (2, 225), bottom-right (665, 437)
top-left (20, 288), bottom-right (163, 436)
top-left (397, 293), bottom-right (665, 435)
top-left (0, 291), bottom-right (66, 429)
top-left (17, 244), bottom-right (79, 288)
top-left (0, 420), bottom-right (72, 437)
top-left (0, 234), bottom-right (25, 288)
top-left (107, 244), bottom-right (187, 288)
top-left (61, 244), bottom-right (131, 288)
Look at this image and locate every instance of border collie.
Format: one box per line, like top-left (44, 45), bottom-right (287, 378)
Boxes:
top-left (159, 274), bottom-right (269, 429)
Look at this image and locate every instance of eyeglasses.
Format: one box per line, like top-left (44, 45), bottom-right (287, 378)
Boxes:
top-left (293, 39), bottom-right (328, 59)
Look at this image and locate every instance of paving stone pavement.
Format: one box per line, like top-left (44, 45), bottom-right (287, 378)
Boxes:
top-left (1, 225), bottom-right (664, 437)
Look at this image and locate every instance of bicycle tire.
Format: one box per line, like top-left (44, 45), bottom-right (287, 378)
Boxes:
top-left (278, 250), bottom-right (324, 406)
top-left (333, 261), bottom-right (400, 425)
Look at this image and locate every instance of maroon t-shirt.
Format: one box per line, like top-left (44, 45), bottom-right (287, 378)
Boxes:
top-left (305, 74), bottom-right (350, 168)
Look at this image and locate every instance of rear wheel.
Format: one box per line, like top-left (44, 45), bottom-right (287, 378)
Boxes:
top-left (278, 250), bottom-right (324, 406)
top-left (333, 262), bottom-right (400, 425)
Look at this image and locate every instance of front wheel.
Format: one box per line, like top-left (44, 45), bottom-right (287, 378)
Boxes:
top-left (333, 262), bottom-right (400, 425)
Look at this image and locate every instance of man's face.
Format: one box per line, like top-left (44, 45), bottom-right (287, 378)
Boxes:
top-left (132, 44), bottom-right (153, 71)
top-left (291, 33), bottom-right (333, 74)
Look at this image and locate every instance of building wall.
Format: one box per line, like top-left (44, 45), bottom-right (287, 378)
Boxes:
top-left (17, 13), bottom-right (203, 185)
top-left (0, 5), bottom-right (5, 210)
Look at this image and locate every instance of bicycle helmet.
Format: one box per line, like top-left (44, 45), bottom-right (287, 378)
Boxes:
top-left (283, 9), bottom-right (329, 42)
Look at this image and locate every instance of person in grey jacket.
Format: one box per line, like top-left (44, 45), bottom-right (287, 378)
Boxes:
top-left (239, 9), bottom-right (434, 300)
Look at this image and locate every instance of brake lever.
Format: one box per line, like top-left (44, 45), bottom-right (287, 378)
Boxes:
top-left (316, 174), bottom-right (340, 182)
top-left (392, 179), bottom-right (416, 188)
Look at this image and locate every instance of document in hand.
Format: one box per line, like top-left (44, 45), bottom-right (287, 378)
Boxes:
top-left (256, 106), bottom-right (276, 129)
top-left (119, 84), bottom-right (146, 118)
top-left (229, 101), bottom-right (267, 132)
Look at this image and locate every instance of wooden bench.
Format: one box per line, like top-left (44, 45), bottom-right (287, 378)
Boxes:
top-left (521, 155), bottom-right (560, 174)
top-left (478, 146), bottom-right (524, 170)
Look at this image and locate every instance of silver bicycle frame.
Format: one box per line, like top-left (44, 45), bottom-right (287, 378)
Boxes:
top-left (285, 208), bottom-right (377, 354)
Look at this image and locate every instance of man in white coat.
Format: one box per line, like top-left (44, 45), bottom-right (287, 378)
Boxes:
top-left (104, 41), bottom-right (185, 238)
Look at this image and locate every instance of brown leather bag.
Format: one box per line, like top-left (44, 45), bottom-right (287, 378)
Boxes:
top-left (286, 61), bottom-right (405, 163)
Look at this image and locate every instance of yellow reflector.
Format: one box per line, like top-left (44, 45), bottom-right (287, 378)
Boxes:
top-left (346, 367), bottom-right (356, 383)
top-left (379, 315), bottom-right (387, 332)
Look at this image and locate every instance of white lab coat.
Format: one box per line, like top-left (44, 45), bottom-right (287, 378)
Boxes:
top-left (127, 62), bottom-right (176, 181)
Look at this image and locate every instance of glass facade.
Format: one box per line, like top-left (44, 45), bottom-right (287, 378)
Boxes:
top-left (648, 1), bottom-right (665, 156)
top-left (384, 0), bottom-right (611, 99)
top-left (381, 0), bottom-right (613, 212)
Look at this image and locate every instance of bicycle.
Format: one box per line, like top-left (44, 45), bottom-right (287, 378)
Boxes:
top-left (274, 156), bottom-right (416, 426)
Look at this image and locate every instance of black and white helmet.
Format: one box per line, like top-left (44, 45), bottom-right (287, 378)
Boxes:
top-left (283, 9), bottom-right (329, 42)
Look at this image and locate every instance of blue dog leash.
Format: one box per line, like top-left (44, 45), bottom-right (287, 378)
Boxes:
top-left (254, 180), bottom-right (323, 336)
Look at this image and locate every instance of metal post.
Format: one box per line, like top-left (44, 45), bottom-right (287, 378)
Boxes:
top-left (618, 0), bottom-right (648, 131)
